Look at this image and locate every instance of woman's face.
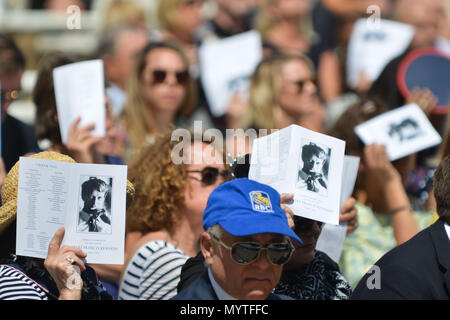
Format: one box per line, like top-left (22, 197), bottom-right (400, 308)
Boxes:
top-left (278, 59), bottom-right (317, 118)
top-left (140, 48), bottom-right (188, 115)
top-left (175, 0), bottom-right (205, 35)
top-left (183, 142), bottom-right (228, 230)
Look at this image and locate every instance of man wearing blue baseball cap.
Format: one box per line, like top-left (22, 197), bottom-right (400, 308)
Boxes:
top-left (172, 178), bottom-right (302, 300)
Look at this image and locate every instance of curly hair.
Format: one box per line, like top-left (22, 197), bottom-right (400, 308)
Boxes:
top-left (126, 129), bottom-right (193, 234)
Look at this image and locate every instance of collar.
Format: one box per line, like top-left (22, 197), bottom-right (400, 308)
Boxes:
top-left (445, 221), bottom-right (450, 242)
top-left (207, 268), bottom-right (237, 300)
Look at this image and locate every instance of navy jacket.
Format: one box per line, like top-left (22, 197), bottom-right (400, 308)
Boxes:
top-left (172, 270), bottom-right (292, 300)
top-left (351, 218), bottom-right (450, 300)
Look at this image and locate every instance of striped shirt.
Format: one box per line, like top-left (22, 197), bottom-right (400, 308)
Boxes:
top-left (118, 241), bottom-right (188, 300)
top-left (0, 265), bottom-right (48, 300)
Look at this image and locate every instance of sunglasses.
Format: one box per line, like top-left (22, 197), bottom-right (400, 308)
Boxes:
top-left (210, 233), bottom-right (294, 265)
top-left (182, 0), bottom-right (204, 6)
top-left (187, 166), bottom-right (232, 186)
top-left (290, 78), bottom-right (316, 94)
top-left (151, 69), bottom-right (189, 86)
top-left (293, 216), bottom-right (323, 234)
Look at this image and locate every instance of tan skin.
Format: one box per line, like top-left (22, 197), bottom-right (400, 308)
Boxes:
top-left (140, 48), bottom-right (189, 133)
top-left (354, 144), bottom-right (418, 245)
top-left (202, 230), bottom-right (287, 300)
top-left (44, 227), bottom-right (87, 300)
top-left (226, 58), bottom-right (326, 132)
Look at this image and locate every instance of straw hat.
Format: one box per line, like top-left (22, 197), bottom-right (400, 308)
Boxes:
top-left (0, 151), bottom-right (135, 236)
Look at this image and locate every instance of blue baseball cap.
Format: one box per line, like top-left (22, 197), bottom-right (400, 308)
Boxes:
top-left (203, 178), bottom-right (302, 244)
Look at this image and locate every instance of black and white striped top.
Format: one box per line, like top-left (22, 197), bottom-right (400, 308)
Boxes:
top-left (118, 241), bottom-right (188, 300)
top-left (0, 265), bottom-right (48, 300)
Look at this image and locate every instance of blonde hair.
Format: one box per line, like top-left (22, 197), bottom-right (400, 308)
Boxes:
top-left (157, 0), bottom-right (183, 32)
top-left (122, 41), bottom-right (197, 150)
top-left (255, 0), bottom-right (316, 42)
top-left (104, 0), bottom-right (147, 28)
top-left (244, 54), bottom-right (315, 130)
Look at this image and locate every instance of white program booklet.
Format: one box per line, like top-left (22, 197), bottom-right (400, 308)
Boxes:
top-left (346, 19), bottom-right (415, 89)
top-left (355, 103), bottom-right (442, 161)
top-left (316, 156), bottom-right (360, 263)
top-left (199, 30), bottom-right (262, 117)
top-left (249, 125), bottom-right (346, 225)
top-left (53, 59), bottom-right (106, 144)
top-left (16, 157), bottom-right (128, 264)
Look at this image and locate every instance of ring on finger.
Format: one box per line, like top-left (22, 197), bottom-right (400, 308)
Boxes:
top-left (66, 257), bottom-right (76, 265)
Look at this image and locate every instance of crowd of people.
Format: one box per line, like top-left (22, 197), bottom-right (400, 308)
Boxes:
top-left (0, 0), bottom-right (449, 301)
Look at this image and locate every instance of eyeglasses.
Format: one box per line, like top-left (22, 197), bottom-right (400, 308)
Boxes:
top-left (1, 89), bottom-right (20, 103)
top-left (187, 167), bottom-right (232, 186)
top-left (151, 69), bottom-right (189, 86)
top-left (209, 233), bottom-right (294, 265)
top-left (293, 216), bottom-right (323, 234)
top-left (182, 0), bottom-right (204, 6)
top-left (289, 78), bottom-right (316, 94)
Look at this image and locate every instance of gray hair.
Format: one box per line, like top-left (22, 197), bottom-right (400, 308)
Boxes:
top-left (206, 224), bottom-right (224, 240)
top-left (96, 25), bottom-right (147, 58)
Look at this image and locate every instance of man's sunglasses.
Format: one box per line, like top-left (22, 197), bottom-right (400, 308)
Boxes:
top-left (293, 216), bottom-right (323, 234)
top-left (210, 233), bottom-right (294, 265)
top-left (187, 167), bottom-right (231, 186)
top-left (151, 69), bottom-right (189, 86)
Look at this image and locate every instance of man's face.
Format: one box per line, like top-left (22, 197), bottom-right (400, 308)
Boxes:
top-left (203, 231), bottom-right (286, 300)
top-left (304, 154), bottom-right (325, 175)
top-left (105, 29), bottom-right (148, 90)
top-left (84, 189), bottom-right (106, 214)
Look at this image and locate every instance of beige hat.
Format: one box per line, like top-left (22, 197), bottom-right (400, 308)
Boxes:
top-left (0, 151), bottom-right (135, 236)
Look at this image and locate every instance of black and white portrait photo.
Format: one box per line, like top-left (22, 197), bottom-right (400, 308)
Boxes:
top-left (388, 118), bottom-right (423, 143)
top-left (296, 142), bottom-right (330, 196)
top-left (77, 176), bottom-right (112, 234)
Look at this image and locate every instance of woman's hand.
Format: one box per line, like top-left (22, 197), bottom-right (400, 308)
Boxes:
top-left (339, 197), bottom-right (358, 234)
top-left (44, 227), bottom-right (87, 300)
top-left (406, 87), bottom-right (437, 116)
top-left (280, 193), bottom-right (295, 230)
top-left (65, 117), bottom-right (102, 163)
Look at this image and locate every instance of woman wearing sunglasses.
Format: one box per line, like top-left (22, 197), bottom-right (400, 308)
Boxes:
top-left (229, 54), bottom-right (325, 134)
top-left (122, 41), bottom-right (197, 158)
top-left (119, 130), bottom-right (230, 300)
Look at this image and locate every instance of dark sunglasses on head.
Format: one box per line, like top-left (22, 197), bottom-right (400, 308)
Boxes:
top-left (293, 78), bottom-right (316, 94)
top-left (187, 166), bottom-right (231, 186)
top-left (293, 216), bottom-right (323, 234)
top-left (210, 233), bottom-right (294, 265)
top-left (151, 69), bottom-right (189, 86)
